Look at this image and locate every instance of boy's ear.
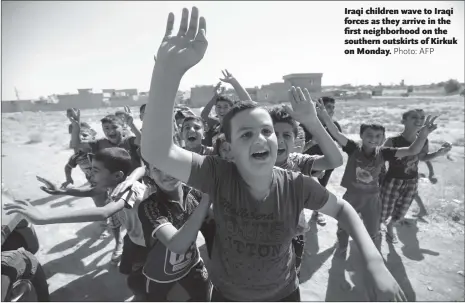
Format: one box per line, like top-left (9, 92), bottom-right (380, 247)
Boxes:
top-left (113, 171), bottom-right (125, 182)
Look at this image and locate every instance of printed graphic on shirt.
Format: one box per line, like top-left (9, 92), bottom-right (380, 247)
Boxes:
top-left (143, 241), bottom-right (200, 283)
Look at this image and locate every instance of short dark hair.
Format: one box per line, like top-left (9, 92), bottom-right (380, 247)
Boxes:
top-left (402, 109), bottom-right (424, 120)
top-left (140, 104), bottom-right (146, 113)
top-left (268, 106), bottom-right (298, 137)
top-left (181, 115), bottom-right (205, 130)
top-left (91, 147), bottom-right (132, 177)
top-left (216, 95), bottom-right (234, 107)
top-left (360, 123), bottom-right (385, 136)
top-left (320, 96), bottom-right (335, 105)
top-left (101, 114), bottom-right (124, 126)
top-left (222, 101), bottom-right (260, 142)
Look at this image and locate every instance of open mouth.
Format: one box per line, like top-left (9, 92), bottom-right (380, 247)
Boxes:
top-left (251, 151), bottom-right (270, 160)
top-left (277, 148), bottom-right (286, 155)
top-left (187, 136), bottom-right (197, 142)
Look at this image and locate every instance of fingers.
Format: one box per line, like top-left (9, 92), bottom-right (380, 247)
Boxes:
top-left (3, 203), bottom-right (25, 211)
top-left (186, 7), bottom-right (199, 40)
top-left (177, 8), bottom-right (189, 37)
top-left (164, 12), bottom-right (175, 38)
top-left (303, 88), bottom-right (313, 103)
top-left (282, 104), bottom-right (294, 116)
top-left (225, 69), bottom-right (231, 77)
top-left (289, 86), bottom-right (303, 103)
top-left (296, 87), bottom-right (306, 102)
top-left (194, 17), bottom-right (207, 43)
top-left (40, 186), bottom-right (56, 195)
top-left (36, 176), bottom-right (54, 188)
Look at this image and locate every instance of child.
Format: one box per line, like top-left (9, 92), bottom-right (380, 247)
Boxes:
top-left (4, 148), bottom-right (149, 300)
top-left (181, 116), bottom-right (215, 155)
top-left (141, 8), bottom-right (405, 301)
top-left (138, 165), bottom-right (211, 301)
top-left (201, 70), bottom-right (250, 146)
top-left (269, 105), bottom-right (343, 274)
top-left (115, 110), bottom-right (135, 138)
top-left (214, 133), bottom-right (233, 161)
top-left (301, 96), bottom-right (342, 226)
top-left (319, 105), bottom-right (438, 256)
top-left (381, 109), bottom-right (451, 242)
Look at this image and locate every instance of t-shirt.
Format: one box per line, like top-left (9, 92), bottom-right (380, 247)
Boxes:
top-left (302, 120), bottom-right (342, 156)
top-left (138, 186), bottom-right (203, 283)
top-left (384, 134), bottom-right (429, 180)
top-left (67, 150), bottom-right (92, 180)
top-left (340, 139), bottom-right (398, 193)
top-left (187, 154), bottom-right (330, 301)
top-left (87, 136), bottom-right (141, 173)
top-left (108, 181), bottom-right (148, 246)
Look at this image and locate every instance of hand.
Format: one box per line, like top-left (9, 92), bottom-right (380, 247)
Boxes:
top-left (365, 261), bottom-right (407, 301)
top-left (111, 178), bottom-right (135, 200)
top-left (219, 69), bottom-right (235, 84)
top-left (36, 176), bottom-right (63, 195)
top-left (418, 115), bottom-right (438, 138)
top-left (60, 178), bottom-right (74, 189)
top-left (428, 175), bottom-right (438, 184)
top-left (213, 82), bottom-right (222, 96)
top-left (156, 7), bottom-right (208, 74)
top-left (314, 98), bottom-right (332, 122)
top-left (283, 87), bottom-right (318, 125)
top-left (67, 108), bottom-right (80, 125)
top-left (3, 200), bottom-right (45, 224)
top-left (437, 142), bottom-right (452, 155)
top-left (123, 106), bottom-right (134, 125)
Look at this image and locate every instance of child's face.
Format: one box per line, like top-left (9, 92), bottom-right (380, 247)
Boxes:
top-left (274, 122), bottom-right (296, 165)
top-left (149, 166), bottom-right (182, 192)
top-left (218, 140), bottom-right (233, 161)
top-left (229, 108), bottom-right (277, 176)
top-left (403, 110), bottom-right (425, 131)
top-left (90, 160), bottom-right (120, 188)
top-left (215, 101), bottom-right (232, 120)
top-left (80, 129), bottom-right (95, 144)
top-left (324, 102), bottom-right (335, 117)
top-left (181, 119), bottom-right (204, 148)
top-left (361, 128), bottom-right (385, 149)
top-left (102, 122), bottom-right (123, 144)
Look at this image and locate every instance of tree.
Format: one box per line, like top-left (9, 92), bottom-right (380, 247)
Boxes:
top-left (444, 79), bottom-right (461, 94)
top-left (407, 86), bottom-right (414, 93)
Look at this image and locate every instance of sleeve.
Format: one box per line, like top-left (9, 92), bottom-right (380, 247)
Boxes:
top-left (122, 183), bottom-right (146, 209)
top-left (138, 197), bottom-right (170, 247)
top-left (290, 153), bottom-right (319, 176)
top-left (68, 124), bottom-right (73, 134)
top-left (334, 121), bottom-right (342, 133)
top-left (187, 153), bottom-right (229, 196)
top-left (296, 173), bottom-right (330, 211)
top-left (379, 147), bottom-right (398, 161)
top-left (342, 139), bottom-right (358, 155)
top-left (66, 153), bottom-right (78, 168)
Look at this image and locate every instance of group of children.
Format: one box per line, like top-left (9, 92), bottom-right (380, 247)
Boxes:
top-left (4, 7), bottom-right (453, 302)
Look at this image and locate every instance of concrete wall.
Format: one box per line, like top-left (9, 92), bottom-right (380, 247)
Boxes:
top-left (190, 85), bottom-right (215, 108)
top-left (256, 82), bottom-right (290, 104)
top-left (283, 73), bottom-right (323, 93)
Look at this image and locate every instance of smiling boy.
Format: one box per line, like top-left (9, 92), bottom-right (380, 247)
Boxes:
top-left (140, 7), bottom-right (405, 302)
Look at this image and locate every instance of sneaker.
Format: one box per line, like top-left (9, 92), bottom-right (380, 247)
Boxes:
top-left (312, 212), bottom-right (327, 226)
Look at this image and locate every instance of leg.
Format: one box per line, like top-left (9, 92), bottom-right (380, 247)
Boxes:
top-left (413, 194), bottom-right (428, 217)
top-left (359, 194), bottom-right (382, 251)
top-left (178, 261), bottom-right (209, 301)
top-left (211, 287), bottom-right (232, 302)
top-left (292, 235), bottom-right (305, 276)
top-left (107, 212), bottom-right (124, 263)
top-left (391, 179), bottom-right (418, 223)
top-left (146, 279), bottom-right (176, 301)
top-left (335, 191), bottom-right (364, 258)
top-left (312, 169), bottom-right (334, 226)
top-left (379, 178), bottom-right (400, 224)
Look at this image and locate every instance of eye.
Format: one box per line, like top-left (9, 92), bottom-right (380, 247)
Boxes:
top-left (284, 134), bottom-right (291, 139)
top-left (262, 129), bottom-right (273, 136)
top-left (241, 131), bottom-right (253, 139)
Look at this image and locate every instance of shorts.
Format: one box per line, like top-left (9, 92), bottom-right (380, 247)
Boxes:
top-left (120, 235), bottom-right (149, 297)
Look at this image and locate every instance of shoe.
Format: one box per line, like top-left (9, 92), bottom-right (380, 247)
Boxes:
top-left (111, 248), bottom-right (123, 264)
top-left (312, 212), bottom-right (327, 226)
top-left (385, 224), bottom-right (398, 244)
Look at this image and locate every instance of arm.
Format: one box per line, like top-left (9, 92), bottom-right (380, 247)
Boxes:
top-left (317, 107), bottom-right (348, 148)
top-left (141, 9), bottom-right (208, 183)
top-left (420, 142), bottom-right (451, 161)
top-left (128, 121), bottom-right (142, 146)
top-left (154, 194), bottom-right (211, 254)
top-left (62, 185), bottom-right (106, 198)
top-left (110, 165), bottom-right (147, 199)
top-left (221, 70), bottom-right (252, 101)
top-left (425, 160), bottom-right (435, 178)
top-left (393, 134), bottom-right (429, 158)
top-left (200, 88), bottom-right (219, 122)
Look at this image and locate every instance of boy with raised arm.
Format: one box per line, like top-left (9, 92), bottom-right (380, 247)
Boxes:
top-left (318, 104), bottom-right (438, 257)
top-left (5, 148), bottom-right (149, 300)
top-left (141, 7), bottom-right (405, 301)
top-left (381, 109), bottom-right (451, 243)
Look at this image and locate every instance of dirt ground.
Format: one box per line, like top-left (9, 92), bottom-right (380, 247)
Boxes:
top-left (1, 96), bottom-right (464, 301)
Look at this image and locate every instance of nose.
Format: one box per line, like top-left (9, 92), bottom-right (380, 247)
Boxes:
top-left (254, 132), bottom-right (267, 145)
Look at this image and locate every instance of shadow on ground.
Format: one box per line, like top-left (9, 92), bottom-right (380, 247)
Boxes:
top-left (396, 220), bottom-right (440, 261)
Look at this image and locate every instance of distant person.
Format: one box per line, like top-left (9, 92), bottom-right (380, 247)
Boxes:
top-left (301, 96), bottom-right (342, 226)
top-left (5, 148), bottom-right (150, 301)
top-left (381, 109), bottom-right (451, 243)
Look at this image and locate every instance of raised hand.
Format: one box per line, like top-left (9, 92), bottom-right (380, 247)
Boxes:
top-left (67, 108), bottom-right (80, 125)
top-left (219, 69), bottom-right (235, 84)
top-left (437, 141), bottom-right (452, 155)
top-left (315, 98), bottom-right (331, 122)
top-left (123, 106), bottom-right (134, 125)
top-left (213, 82), bottom-right (222, 96)
top-left (36, 176), bottom-right (63, 195)
top-left (156, 7), bottom-right (208, 74)
top-left (418, 115), bottom-right (438, 138)
top-left (3, 200), bottom-right (45, 224)
top-left (283, 86), bottom-right (318, 125)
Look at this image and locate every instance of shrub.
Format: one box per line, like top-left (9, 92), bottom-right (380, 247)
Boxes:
top-left (444, 79), bottom-right (461, 94)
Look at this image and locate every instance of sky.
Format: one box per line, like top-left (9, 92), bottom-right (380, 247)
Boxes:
top-left (1, 1), bottom-right (464, 100)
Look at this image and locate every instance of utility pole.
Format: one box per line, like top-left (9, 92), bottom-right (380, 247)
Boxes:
top-left (14, 87), bottom-right (20, 100)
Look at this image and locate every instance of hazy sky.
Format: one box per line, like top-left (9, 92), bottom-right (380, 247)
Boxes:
top-left (2, 1), bottom-right (464, 100)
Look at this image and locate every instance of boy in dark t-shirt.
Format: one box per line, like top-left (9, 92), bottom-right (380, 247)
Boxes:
top-left (301, 96), bottom-right (341, 226)
top-left (141, 8), bottom-right (405, 301)
top-left (319, 105), bottom-right (439, 256)
top-left (381, 109), bottom-right (450, 243)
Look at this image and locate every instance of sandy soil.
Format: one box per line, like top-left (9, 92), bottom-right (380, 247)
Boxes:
top-left (1, 96), bottom-right (464, 301)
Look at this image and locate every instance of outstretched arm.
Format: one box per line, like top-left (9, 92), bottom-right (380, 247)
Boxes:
top-left (141, 7), bottom-right (208, 184)
top-left (317, 101), bottom-right (349, 148)
top-left (393, 116), bottom-right (438, 158)
top-left (420, 142), bottom-right (452, 161)
top-left (220, 69), bottom-right (252, 101)
top-left (200, 82), bottom-right (221, 122)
